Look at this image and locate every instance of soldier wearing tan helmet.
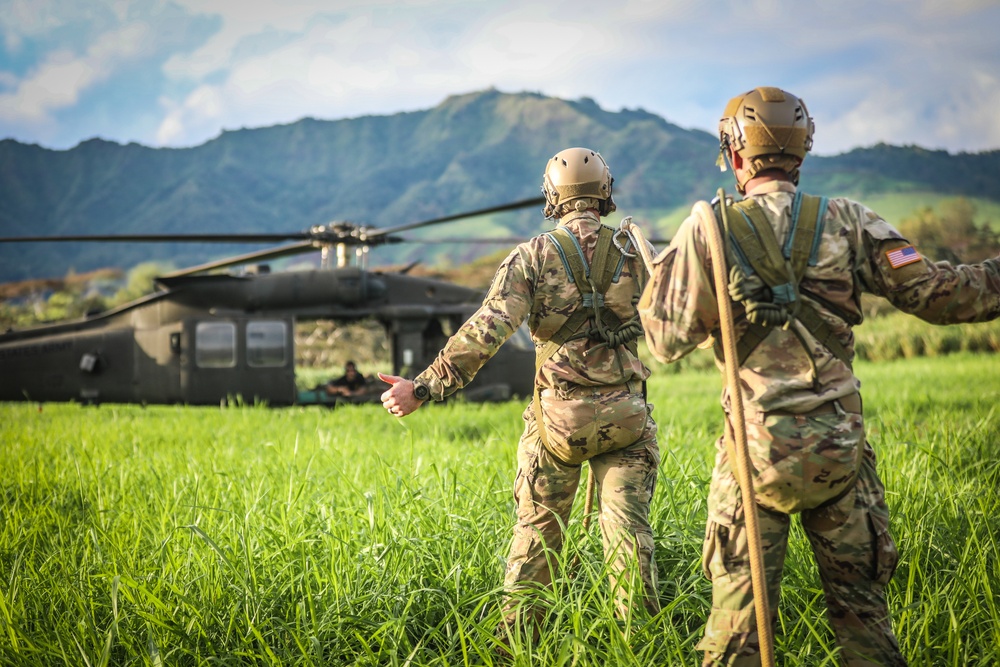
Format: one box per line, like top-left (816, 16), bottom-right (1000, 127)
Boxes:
top-left (381, 147), bottom-right (661, 642)
top-left (639, 87), bottom-right (1000, 666)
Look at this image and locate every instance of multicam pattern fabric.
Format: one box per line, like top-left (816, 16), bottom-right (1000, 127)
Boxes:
top-left (639, 180), bottom-right (1000, 415)
top-left (538, 387), bottom-right (648, 464)
top-left (415, 209), bottom-right (660, 618)
top-left (700, 437), bottom-right (904, 666)
top-left (734, 400), bottom-right (864, 514)
top-left (416, 209), bottom-right (650, 399)
top-left (639, 180), bottom-right (1000, 666)
top-left (505, 403), bottom-right (660, 619)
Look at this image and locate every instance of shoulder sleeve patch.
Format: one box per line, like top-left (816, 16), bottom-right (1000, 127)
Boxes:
top-left (885, 244), bottom-right (921, 269)
top-left (876, 240), bottom-right (931, 288)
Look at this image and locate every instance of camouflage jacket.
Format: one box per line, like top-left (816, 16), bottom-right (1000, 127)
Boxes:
top-left (639, 180), bottom-right (1000, 414)
top-left (416, 210), bottom-right (652, 401)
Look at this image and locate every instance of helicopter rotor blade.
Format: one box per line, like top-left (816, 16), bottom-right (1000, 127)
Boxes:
top-left (0, 232), bottom-right (311, 243)
top-left (157, 241), bottom-right (319, 279)
top-left (402, 236), bottom-right (531, 244)
top-left (406, 235), bottom-right (673, 246)
top-left (366, 196), bottom-right (545, 239)
top-left (0, 197), bottom-right (545, 247)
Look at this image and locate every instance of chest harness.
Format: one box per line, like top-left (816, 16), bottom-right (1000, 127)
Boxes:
top-left (532, 222), bottom-right (648, 453)
top-left (719, 191), bottom-right (859, 384)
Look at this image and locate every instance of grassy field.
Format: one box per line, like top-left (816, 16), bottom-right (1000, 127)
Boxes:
top-left (1, 353), bottom-right (999, 666)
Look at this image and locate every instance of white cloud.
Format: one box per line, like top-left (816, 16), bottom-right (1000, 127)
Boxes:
top-left (2, 0), bottom-right (76, 52)
top-left (0, 22), bottom-right (152, 123)
top-left (817, 65), bottom-right (1000, 154)
top-left (154, 9), bottom-right (485, 144)
top-left (3, 0), bottom-right (999, 152)
top-left (156, 84), bottom-right (224, 144)
top-left (151, 3), bottom-right (665, 145)
top-left (163, 0), bottom-right (353, 79)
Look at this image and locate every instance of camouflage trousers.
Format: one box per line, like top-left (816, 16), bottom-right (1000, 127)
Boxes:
top-left (699, 410), bottom-right (906, 667)
top-left (502, 401), bottom-right (660, 621)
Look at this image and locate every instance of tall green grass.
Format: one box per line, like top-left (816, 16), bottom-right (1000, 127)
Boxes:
top-left (1, 353), bottom-right (998, 665)
top-left (854, 310), bottom-right (1000, 361)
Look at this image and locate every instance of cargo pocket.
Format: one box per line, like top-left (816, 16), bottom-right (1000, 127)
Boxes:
top-left (868, 505), bottom-right (899, 586)
top-left (636, 530), bottom-right (660, 614)
top-left (639, 437), bottom-right (660, 505)
top-left (701, 520), bottom-right (722, 580)
top-left (702, 458), bottom-right (742, 581)
top-left (512, 452), bottom-right (539, 517)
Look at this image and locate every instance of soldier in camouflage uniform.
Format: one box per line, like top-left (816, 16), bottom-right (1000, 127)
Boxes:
top-left (638, 87), bottom-right (1000, 666)
top-left (380, 147), bottom-right (661, 624)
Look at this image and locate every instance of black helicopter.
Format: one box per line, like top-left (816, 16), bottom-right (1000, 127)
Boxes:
top-left (0, 198), bottom-right (547, 407)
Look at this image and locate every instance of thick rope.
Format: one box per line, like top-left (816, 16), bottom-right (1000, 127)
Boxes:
top-left (582, 464), bottom-right (597, 532)
top-left (694, 195), bottom-right (776, 667)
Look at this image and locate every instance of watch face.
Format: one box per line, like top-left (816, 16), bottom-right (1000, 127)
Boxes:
top-left (414, 384), bottom-right (430, 400)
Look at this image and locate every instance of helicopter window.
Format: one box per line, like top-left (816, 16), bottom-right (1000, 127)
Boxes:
top-left (195, 322), bottom-right (237, 368)
top-left (508, 322), bottom-right (534, 352)
top-left (247, 321), bottom-right (288, 367)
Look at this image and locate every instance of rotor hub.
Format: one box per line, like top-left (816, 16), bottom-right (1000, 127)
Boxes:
top-left (307, 222), bottom-right (374, 245)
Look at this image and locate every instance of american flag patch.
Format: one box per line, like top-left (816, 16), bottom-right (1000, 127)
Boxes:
top-left (885, 245), bottom-right (920, 269)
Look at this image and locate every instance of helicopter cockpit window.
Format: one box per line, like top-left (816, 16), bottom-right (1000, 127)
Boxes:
top-left (508, 322), bottom-right (534, 352)
top-left (195, 322), bottom-right (236, 368)
top-left (247, 321), bottom-right (288, 367)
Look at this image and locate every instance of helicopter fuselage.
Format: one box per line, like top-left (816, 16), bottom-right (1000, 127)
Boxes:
top-left (0, 267), bottom-right (536, 406)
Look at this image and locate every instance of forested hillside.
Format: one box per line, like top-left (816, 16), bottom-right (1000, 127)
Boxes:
top-left (2, 89), bottom-right (999, 282)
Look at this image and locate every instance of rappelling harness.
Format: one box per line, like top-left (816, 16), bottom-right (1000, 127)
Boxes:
top-left (532, 220), bottom-right (648, 461)
top-left (716, 190), bottom-right (865, 515)
top-left (717, 191), bottom-right (860, 381)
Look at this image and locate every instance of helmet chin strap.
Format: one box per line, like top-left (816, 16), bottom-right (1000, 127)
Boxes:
top-left (718, 141), bottom-right (750, 194)
top-left (716, 136), bottom-right (732, 173)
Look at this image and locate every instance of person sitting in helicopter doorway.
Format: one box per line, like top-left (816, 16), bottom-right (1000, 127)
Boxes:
top-left (379, 147), bottom-right (661, 641)
top-left (638, 86), bottom-right (1000, 666)
top-left (325, 360), bottom-right (367, 397)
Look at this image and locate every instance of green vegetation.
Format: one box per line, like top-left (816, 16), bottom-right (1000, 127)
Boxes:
top-left (2, 353), bottom-right (998, 665)
top-left (855, 310), bottom-right (1000, 360)
top-left (896, 198), bottom-right (1000, 263)
top-left (0, 262), bottom-right (173, 330)
top-left (3, 90), bottom-right (1000, 283)
top-left (853, 193), bottom-right (1000, 234)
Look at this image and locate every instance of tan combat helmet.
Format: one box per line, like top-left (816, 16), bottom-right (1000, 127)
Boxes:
top-left (541, 147), bottom-right (616, 218)
top-left (718, 87), bottom-right (815, 193)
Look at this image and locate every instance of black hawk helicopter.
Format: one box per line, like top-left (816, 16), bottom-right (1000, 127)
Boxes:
top-left (0, 198), bottom-right (547, 407)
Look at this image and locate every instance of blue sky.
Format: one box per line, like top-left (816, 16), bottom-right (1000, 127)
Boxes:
top-left (1, 0), bottom-right (998, 156)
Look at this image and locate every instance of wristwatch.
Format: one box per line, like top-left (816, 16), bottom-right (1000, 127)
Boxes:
top-left (413, 380), bottom-right (430, 401)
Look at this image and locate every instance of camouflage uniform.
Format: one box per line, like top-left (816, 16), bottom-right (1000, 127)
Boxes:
top-left (415, 209), bottom-right (661, 617)
top-left (639, 180), bottom-right (1000, 666)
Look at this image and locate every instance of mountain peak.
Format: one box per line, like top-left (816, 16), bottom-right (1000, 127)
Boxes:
top-left (1, 91), bottom-right (998, 281)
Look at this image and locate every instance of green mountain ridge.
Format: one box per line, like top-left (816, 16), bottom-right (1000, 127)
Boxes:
top-left (2, 89), bottom-right (999, 282)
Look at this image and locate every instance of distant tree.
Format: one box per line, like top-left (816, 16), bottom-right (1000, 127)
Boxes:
top-left (110, 262), bottom-right (175, 306)
top-left (41, 290), bottom-right (78, 322)
top-left (897, 198), bottom-right (1000, 263)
